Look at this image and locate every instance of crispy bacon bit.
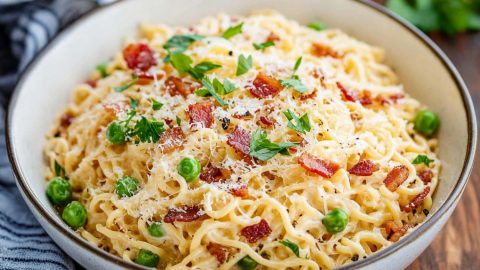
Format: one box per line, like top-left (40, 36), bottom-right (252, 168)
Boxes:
top-left (311, 43), bottom-right (340, 58)
top-left (336, 82), bottom-right (358, 102)
top-left (348, 160), bottom-right (379, 176)
top-left (207, 243), bottom-right (229, 264)
top-left (418, 170), bottom-right (433, 183)
top-left (266, 32), bottom-right (280, 42)
top-left (359, 91), bottom-right (373, 106)
top-left (300, 90), bottom-right (318, 100)
top-left (133, 70), bottom-right (163, 84)
top-left (385, 221), bottom-right (415, 242)
top-left (249, 72), bottom-right (284, 98)
top-left (123, 43), bottom-right (156, 71)
top-left (59, 113), bottom-right (74, 130)
top-left (158, 127), bottom-right (185, 153)
top-left (103, 102), bottom-right (128, 115)
top-left (86, 79), bottom-right (97, 88)
top-left (389, 93), bottom-right (405, 103)
top-left (259, 116), bottom-right (274, 127)
top-left (383, 165), bottom-right (409, 192)
top-left (230, 184), bottom-right (248, 197)
top-left (240, 219), bottom-right (272, 243)
top-left (350, 112), bottom-right (362, 121)
top-left (374, 95), bottom-right (390, 106)
top-left (233, 111), bottom-right (253, 119)
top-left (298, 153), bottom-right (340, 178)
top-left (227, 126), bottom-right (251, 156)
top-left (164, 205), bottom-right (207, 223)
top-left (165, 76), bottom-right (196, 98)
top-left (401, 186), bottom-right (431, 213)
top-left (200, 164), bottom-right (223, 183)
top-left (188, 102), bottom-right (214, 128)
top-left (288, 147), bottom-right (298, 154)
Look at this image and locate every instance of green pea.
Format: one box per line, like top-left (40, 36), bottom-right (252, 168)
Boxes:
top-left (148, 222), bottom-right (165, 237)
top-left (106, 121), bottom-right (128, 144)
top-left (115, 176), bottom-right (140, 198)
top-left (322, 208), bottom-right (348, 234)
top-left (238, 255), bottom-right (258, 270)
top-left (135, 249), bottom-right (159, 267)
top-left (414, 110), bottom-right (440, 137)
top-left (62, 201), bottom-right (87, 230)
top-left (46, 177), bottom-right (72, 206)
top-left (177, 157), bottom-right (201, 182)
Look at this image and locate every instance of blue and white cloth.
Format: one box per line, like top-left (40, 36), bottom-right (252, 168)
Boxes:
top-left (0, 1), bottom-right (115, 269)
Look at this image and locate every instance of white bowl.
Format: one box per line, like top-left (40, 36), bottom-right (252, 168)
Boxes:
top-left (6, 0), bottom-right (477, 269)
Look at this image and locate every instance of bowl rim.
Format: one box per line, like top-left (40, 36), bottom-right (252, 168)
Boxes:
top-left (5, 0), bottom-right (477, 269)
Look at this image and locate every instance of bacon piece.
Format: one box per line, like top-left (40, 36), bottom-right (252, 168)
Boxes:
top-left (230, 184), bottom-right (248, 197)
top-left (200, 164), bottom-right (223, 183)
top-left (389, 93), bottom-right (404, 103)
top-left (233, 111), bottom-right (253, 120)
top-left (336, 82), bottom-right (358, 102)
top-left (298, 153), bottom-right (340, 178)
top-left (266, 32), bottom-right (280, 42)
top-left (359, 91), bottom-right (373, 106)
top-left (348, 160), bottom-right (379, 176)
top-left (165, 76), bottom-right (196, 98)
top-left (401, 186), bottom-right (431, 213)
top-left (164, 206), bottom-right (207, 223)
top-left (59, 113), bottom-right (74, 132)
top-left (240, 219), bottom-right (272, 243)
top-left (300, 90), bottom-right (317, 100)
top-left (311, 43), bottom-right (340, 58)
top-left (350, 112), bottom-right (362, 121)
top-left (86, 79), bottom-right (97, 88)
top-left (188, 102), bottom-right (214, 128)
top-left (133, 70), bottom-right (163, 84)
top-left (123, 43), bottom-right (156, 71)
top-left (259, 116), bottom-right (275, 127)
top-left (418, 170), bottom-right (433, 183)
top-left (249, 72), bottom-right (284, 98)
top-left (227, 126), bottom-right (251, 156)
top-left (207, 243), bottom-right (229, 264)
top-left (158, 127), bottom-right (185, 153)
top-left (383, 165), bottom-right (409, 192)
top-left (385, 221), bottom-right (415, 242)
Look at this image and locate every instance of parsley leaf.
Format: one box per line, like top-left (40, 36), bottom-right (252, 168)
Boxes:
top-left (114, 76), bottom-right (139, 92)
top-left (54, 160), bottom-right (66, 177)
top-left (132, 117), bottom-right (165, 143)
top-left (283, 109), bottom-right (311, 134)
top-left (280, 76), bottom-right (308, 93)
top-left (188, 61), bottom-right (222, 80)
top-left (130, 98), bottom-right (138, 110)
top-left (236, 54), bottom-right (253, 76)
top-left (198, 77), bottom-right (228, 106)
top-left (163, 34), bottom-right (204, 56)
top-left (253, 41), bottom-right (275, 51)
top-left (412, 154), bottom-right (434, 166)
top-left (222, 22), bottom-right (244, 39)
top-left (249, 129), bottom-right (298, 161)
top-left (195, 78), bottom-right (236, 98)
top-left (176, 116), bottom-right (182, 126)
top-left (279, 239), bottom-right (300, 257)
top-left (96, 62), bottom-right (109, 78)
top-left (170, 53), bottom-right (193, 76)
top-left (308, 21), bottom-right (326, 31)
top-left (293, 57), bottom-right (302, 73)
top-left (151, 99), bottom-right (163, 110)
top-left (222, 79), bottom-right (237, 94)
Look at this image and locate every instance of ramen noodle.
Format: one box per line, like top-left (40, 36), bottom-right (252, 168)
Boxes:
top-left (44, 11), bottom-right (440, 269)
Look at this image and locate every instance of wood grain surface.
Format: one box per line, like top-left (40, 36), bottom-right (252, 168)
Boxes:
top-left (371, 1), bottom-right (480, 269)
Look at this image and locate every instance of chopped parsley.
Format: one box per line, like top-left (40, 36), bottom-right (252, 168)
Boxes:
top-left (280, 57), bottom-right (308, 93)
top-left (195, 77), bottom-right (229, 106)
top-left (249, 129), bottom-right (298, 161)
top-left (132, 117), bottom-right (165, 143)
top-left (151, 99), bottom-right (163, 111)
top-left (130, 98), bottom-right (138, 110)
top-left (96, 62), bottom-right (109, 78)
top-left (176, 116), bottom-right (182, 126)
top-left (253, 41), bottom-right (275, 51)
top-left (188, 61), bottom-right (222, 80)
top-left (412, 154), bottom-right (434, 166)
top-left (279, 239), bottom-right (300, 257)
top-left (236, 54), bottom-right (253, 76)
top-left (163, 34), bottom-right (205, 61)
top-left (308, 21), bottom-right (326, 31)
top-left (114, 76), bottom-right (139, 92)
top-left (283, 109), bottom-right (311, 134)
top-left (54, 160), bottom-right (66, 177)
top-left (222, 22), bottom-right (244, 39)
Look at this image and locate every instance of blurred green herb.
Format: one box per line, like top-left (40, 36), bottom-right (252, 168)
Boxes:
top-left (387, 0), bottom-right (480, 34)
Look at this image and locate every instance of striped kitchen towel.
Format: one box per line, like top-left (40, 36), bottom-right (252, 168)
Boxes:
top-left (0, 1), bottom-right (116, 269)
